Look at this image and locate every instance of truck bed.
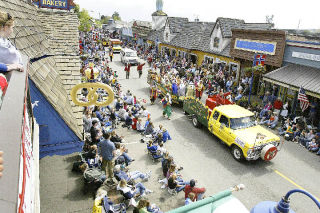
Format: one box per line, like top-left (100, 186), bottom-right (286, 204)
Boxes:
top-left (183, 97), bottom-right (210, 127)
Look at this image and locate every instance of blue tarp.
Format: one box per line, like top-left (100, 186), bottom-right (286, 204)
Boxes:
top-left (29, 78), bottom-right (83, 159)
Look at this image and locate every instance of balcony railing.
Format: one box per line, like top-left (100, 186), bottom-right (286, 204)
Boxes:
top-left (0, 55), bottom-right (33, 212)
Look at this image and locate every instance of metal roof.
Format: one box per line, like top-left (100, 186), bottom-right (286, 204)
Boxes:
top-left (263, 64), bottom-right (320, 98)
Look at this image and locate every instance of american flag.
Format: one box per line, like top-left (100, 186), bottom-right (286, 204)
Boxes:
top-left (253, 54), bottom-right (266, 66)
top-left (298, 86), bottom-right (310, 112)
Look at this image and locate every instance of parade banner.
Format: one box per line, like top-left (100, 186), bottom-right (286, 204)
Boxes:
top-left (17, 105), bottom-right (34, 213)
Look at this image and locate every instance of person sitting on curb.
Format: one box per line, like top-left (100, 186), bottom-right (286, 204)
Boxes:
top-left (184, 179), bottom-right (206, 201)
top-left (259, 111), bottom-right (279, 129)
top-left (259, 102), bottom-right (272, 119)
top-left (114, 165), bottom-right (151, 182)
top-left (168, 174), bottom-right (189, 193)
top-left (185, 192), bottom-right (196, 205)
top-left (110, 131), bottom-right (124, 143)
top-left (117, 179), bottom-right (153, 199)
top-left (136, 118), bottom-right (145, 133)
top-left (114, 143), bottom-right (134, 166)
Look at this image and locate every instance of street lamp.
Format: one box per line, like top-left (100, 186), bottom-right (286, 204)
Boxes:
top-left (250, 189), bottom-right (320, 213)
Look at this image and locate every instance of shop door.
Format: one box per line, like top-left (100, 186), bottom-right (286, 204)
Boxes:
top-left (190, 54), bottom-right (197, 65)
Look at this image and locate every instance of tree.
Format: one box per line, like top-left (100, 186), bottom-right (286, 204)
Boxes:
top-left (78, 9), bottom-right (93, 32)
top-left (74, 4), bottom-right (80, 16)
top-left (112, 11), bottom-right (121, 21)
top-left (100, 15), bottom-right (112, 24)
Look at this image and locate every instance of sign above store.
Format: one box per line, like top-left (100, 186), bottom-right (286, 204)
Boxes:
top-left (234, 39), bottom-right (277, 55)
top-left (32, 0), bottom-right (75, 10)
top-left (292, 51), bottom-right (320, 62)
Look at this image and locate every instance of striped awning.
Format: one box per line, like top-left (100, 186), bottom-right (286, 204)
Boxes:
top-left (263, 64), bottom-right (320, 98)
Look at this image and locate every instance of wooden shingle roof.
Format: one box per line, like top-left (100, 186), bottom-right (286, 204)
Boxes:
top-left (1, 0), bottom-right (83, 138)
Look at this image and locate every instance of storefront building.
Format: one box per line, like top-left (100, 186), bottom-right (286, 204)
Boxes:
top-left (230, 29), bottom-right (286, 97)
top-left (263, 35), bottom-right (320, 128)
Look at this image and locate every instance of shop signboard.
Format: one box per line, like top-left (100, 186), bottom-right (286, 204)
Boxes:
top-left (235, 39), bottom-right (277, 55)
top-left (32, 0), bottom-right (75, 10)
top-left (292, 51), bottom-right (320, 62)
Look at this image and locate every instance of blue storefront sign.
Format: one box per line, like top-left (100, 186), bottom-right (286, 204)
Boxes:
top-left (33, 0), bottom-right (75, 10)
top-left (235, 39), bottom-right (277, 55)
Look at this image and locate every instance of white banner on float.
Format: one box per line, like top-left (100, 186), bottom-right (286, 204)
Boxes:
top-left (17, 106), bottom-right (34, 213)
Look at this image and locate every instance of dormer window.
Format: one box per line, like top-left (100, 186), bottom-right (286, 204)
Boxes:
top-left (165, 32), bottom-right (169, 40)
top-left (214, 37), bottom-right (220, 48)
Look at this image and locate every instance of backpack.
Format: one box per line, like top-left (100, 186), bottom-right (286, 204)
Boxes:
top-left (84, 168), bottom-right (102, 182)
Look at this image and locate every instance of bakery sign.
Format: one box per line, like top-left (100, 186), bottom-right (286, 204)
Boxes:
top-left (32, 0), bottom-right (75, 10)
top-left (234, 39), bottom-right (277, 55)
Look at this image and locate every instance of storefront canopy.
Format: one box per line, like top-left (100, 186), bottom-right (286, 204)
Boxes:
top-left (263, 64), bottom-right (320, 98)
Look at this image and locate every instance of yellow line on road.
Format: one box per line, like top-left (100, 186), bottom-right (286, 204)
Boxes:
top-left (274, 169), bottom-right (320, 202)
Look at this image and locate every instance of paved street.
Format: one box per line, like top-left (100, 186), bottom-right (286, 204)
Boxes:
top-left (40, 54), bottom-right (320, 213)
top-left (109, 54), bottom-right (320, 212)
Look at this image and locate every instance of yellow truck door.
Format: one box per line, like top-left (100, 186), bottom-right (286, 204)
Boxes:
top-left (218, 115), bottom-right (234, 145)
top-left (208, 110), bottom-right (221, 135)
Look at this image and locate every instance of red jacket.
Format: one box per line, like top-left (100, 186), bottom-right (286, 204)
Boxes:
top-left (273, 100), bottom-right (283, 110)
top-left (132, 117), bottom-right (138, 130)
top-left (184, 185), bottom-right (206, 201)
top-left (137, 63), bottom-right (145, 71)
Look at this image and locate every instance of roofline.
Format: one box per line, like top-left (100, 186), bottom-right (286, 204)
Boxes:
top-left (231, 28), bottom-right (286, 35)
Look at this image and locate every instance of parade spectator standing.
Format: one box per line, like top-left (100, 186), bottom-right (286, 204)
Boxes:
top-left (98, 133), bottom-right (116, 183)
top-left (109, 50), bottom-right (113, 62)
top-left (137, 62), bottom-right (145, 78)
top-left (0, 11), bottom-right (24, 72)
top-left (90, 120), bottom-right (102, 144)
top-left (125, 63), bottom-right (131, 79)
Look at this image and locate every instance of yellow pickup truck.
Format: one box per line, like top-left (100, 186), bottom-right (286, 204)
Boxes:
top-left (184, 99), bottom-right (280, 161)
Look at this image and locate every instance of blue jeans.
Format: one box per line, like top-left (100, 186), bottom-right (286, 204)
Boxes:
top-left (129, 171), bottom-right (147, 180)
top-left (133, 182), bottom-right (146, 196)
top-left (260, 109), bottom-right (268, 118)
top-left (299, 138), bottom-right (310, 147)
top-left (176, 181), bottom-right (190, 192)
top-left (122, 152), bottom-right (132, 165)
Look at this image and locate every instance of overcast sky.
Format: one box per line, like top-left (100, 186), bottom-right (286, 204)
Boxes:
top-left (74, 0), bottom-right (320, 29)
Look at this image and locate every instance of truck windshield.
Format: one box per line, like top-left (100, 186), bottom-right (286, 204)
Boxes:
top-left (126, 52), bottom-right (137, 57)
top-left (113, 44), bottom-right (121, 48)
top-left (230, 116), bottom-right (256, 130)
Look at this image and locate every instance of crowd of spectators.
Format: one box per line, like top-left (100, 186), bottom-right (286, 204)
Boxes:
top-left (73, 31), bottom-right (210, 212)
top-left (136, 42), bottom-right (320, 156)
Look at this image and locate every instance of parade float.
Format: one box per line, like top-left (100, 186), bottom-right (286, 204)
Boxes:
top-left (183, 95), bottom-right (281, 161)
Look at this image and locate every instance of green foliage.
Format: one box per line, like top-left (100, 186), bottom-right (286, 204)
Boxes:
top-left (95, 19), bottom-right (102, 28)
top-left (112, 11), bottom-right (121, 21)
top-left (78, 9), bottom-right (92, 32)
top-left (74, 4), bottom-right (80, 15)
top-left (100, 15), bottom-right (112, 24)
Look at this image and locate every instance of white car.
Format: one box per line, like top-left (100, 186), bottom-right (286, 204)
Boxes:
top-left (120, 48), bottom-right (139, 65)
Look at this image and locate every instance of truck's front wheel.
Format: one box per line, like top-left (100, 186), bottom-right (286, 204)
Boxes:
top-left (192, 117), bottom-right (200, 128)
top-left (231, 145), bottom-right (244, 161)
